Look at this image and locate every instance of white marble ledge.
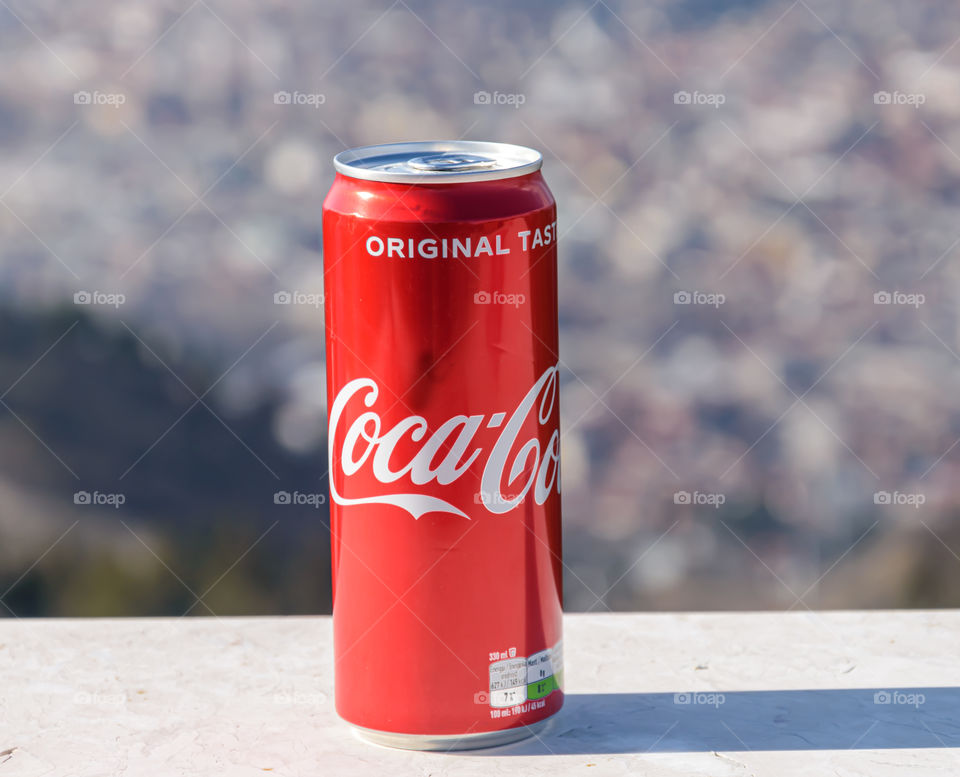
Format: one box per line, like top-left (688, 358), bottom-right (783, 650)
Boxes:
top-left (1, 611), bottom-right (959, 776)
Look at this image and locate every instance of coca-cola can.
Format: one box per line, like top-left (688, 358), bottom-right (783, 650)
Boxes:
top-left (322, 141), bottom-right (563, 750)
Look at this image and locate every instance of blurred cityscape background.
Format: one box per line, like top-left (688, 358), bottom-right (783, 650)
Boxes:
top-left (2, 0), bottom-right (960, 616)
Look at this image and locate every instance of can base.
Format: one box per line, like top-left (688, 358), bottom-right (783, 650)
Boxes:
top-left (350, 713), bottom-right (557, 752)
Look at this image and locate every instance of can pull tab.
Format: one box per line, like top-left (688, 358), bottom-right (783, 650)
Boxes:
top-left (407, 153), bottom-right (498, 172)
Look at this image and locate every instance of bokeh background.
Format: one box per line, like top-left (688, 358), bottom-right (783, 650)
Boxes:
top-left (2, 0), bottom-right (960, 617)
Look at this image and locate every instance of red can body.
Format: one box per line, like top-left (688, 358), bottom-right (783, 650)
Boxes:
top-left (322, 144), bottom-right (563, 747)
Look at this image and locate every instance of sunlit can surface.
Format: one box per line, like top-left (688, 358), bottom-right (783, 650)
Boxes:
top-left (322, 141), bottom-right (563, 750)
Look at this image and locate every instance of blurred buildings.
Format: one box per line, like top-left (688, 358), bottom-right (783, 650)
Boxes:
top-left (2, 0), bottom-right (960, 614)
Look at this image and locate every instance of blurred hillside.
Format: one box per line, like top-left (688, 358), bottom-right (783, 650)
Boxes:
top-left (3, 0), bottom-right (960, 615)
top-left (0, 308), bottom-right (330, 615)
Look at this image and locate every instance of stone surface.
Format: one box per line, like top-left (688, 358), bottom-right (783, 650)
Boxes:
top-left (1, 612), bottom-right (958, 775)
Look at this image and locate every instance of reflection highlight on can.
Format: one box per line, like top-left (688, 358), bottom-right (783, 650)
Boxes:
top-left (322, 140), bottom-right (564, 751)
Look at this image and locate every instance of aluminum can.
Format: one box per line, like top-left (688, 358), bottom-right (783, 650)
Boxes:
top-left (322, 141), bottom-right (563, 750)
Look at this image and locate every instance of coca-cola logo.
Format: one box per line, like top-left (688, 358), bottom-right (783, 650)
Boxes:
top-left (328, 365), bottom-right (561, 519)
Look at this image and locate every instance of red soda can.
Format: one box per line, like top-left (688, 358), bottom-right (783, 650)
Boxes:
top-left (322, 141), bottom-right (563, 750)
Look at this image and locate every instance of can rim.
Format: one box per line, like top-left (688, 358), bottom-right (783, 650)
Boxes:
top-left (349, 714), bottom-right (558, 751)
top-left (333, 141), bottom-right (543, 184)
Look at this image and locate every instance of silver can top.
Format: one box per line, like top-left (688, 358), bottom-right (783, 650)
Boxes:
top-left (333, 141), bottom-right (542, 184)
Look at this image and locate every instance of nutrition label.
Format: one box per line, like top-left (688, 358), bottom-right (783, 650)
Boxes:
top-left (485, 639), bottom-right (563, 708)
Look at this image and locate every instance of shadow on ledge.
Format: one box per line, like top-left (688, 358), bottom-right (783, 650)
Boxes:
top-left (470, 689), bottom-right (960, 754)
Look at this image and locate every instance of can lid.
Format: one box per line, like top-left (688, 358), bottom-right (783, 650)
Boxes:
top-left (333, 141), bottom-right (542, 184)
